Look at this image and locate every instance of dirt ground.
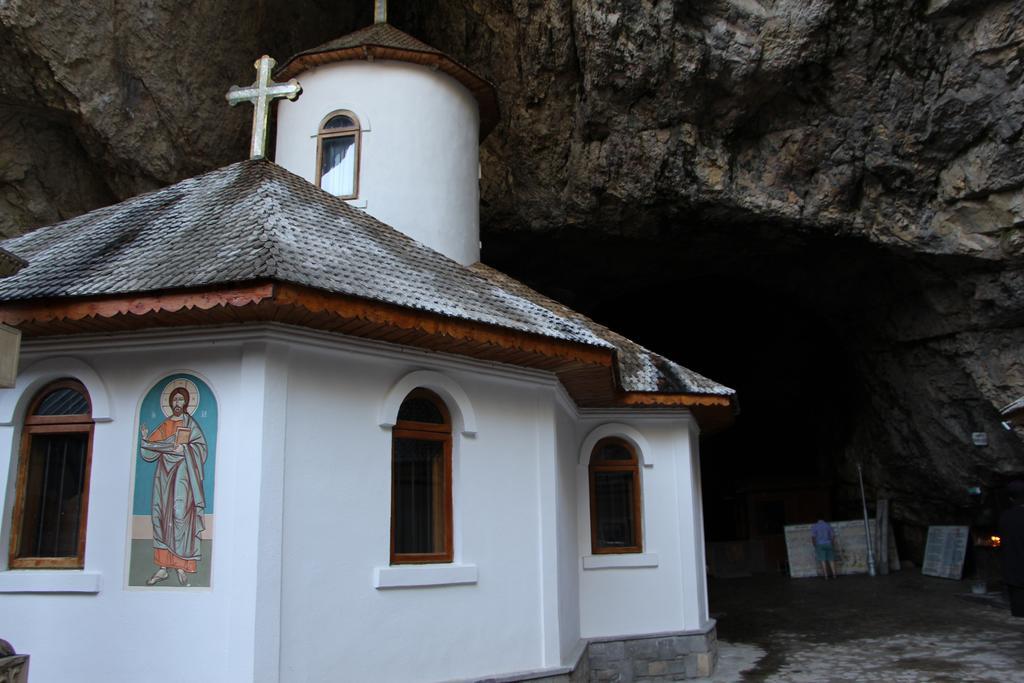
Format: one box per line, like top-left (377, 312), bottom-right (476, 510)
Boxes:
top-left (701, 572), bottom-right (1024, 682)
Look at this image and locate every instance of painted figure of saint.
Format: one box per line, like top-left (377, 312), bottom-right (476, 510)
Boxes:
top-left (139, 380), bottom-right (208, 587)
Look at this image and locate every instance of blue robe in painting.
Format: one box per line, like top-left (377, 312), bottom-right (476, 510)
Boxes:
top-left (140, 412), bottom-right (208, 569)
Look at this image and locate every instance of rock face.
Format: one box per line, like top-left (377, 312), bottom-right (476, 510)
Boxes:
top-left (0, 0), bottom-right (365, 236)
top-left (1, 0), bottom-right (1022, 555)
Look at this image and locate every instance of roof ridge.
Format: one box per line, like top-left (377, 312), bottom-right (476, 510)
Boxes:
top-left (281, 22), bottom-right (442, 63)
top-left (347, 22), bottom-right (439, 51)
top-left (252, 162), bottom-right (283, 279)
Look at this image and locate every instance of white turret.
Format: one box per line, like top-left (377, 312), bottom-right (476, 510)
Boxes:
top-left (273, 19), bottom-right (498, 266)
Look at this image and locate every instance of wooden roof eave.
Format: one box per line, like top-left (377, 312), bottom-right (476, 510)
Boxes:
top-left (0, 279), bottom-right (609, 369)
top-left (0, 281), bottom-right (734, 430)
top-left (600, 343), bottom-right (736, 432)
top-left (275, 45), bottom-right (499, 139)
top-left (0, 283), bottom-right (276, 326)
top-left (617, 391), bottom-right (736, 434)
top-left (270, 282), bottom-right (608, 367)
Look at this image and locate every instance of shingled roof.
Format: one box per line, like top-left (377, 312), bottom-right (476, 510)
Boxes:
top-left (0, 160), bottom-right (733, 406)
top-left (275, 23), bottom-right (499, 138)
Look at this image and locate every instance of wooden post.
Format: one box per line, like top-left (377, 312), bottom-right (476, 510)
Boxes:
top-left (877, 498), bottom-right (890, 575)
top-left (858, 463), bottom-right (877, 577)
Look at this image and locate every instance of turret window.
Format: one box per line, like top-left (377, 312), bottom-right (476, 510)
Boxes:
top-left (316, 111), bottom-right (361, 199)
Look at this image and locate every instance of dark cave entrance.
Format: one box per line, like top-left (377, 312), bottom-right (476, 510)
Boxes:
top-left (483, 221), bottom-right (937, 573)
top-left (668, 281), bottom-right (861, 563)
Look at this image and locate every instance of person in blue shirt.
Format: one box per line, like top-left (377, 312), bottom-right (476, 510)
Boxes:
top-left (811, 517), bottom-right (837, 579)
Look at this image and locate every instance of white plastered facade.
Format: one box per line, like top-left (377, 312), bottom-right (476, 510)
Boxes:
top-left (274, 60), bottom-right (481, 266)
top-left (0, 324), bottom-right (711, 683)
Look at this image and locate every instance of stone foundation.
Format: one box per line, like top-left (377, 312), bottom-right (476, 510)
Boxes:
top-left (586, 627), bottom-right (717, 682)
top-left (506, 624), bottom-right (717, 683)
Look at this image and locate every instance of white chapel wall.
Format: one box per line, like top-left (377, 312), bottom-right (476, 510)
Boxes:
top-left (277, 343), bottom-right (560, 682)
top-left (274, 60), bottom-right (481, 265)
top-left (554, 396), bottom-right (583, 661)
top-left (576, 414), bottom-right (710, 638)
top-left (0, 328), bottom-right (714, 682)
top-left (686, 424), bottom-right (710, 625)
top-left (0, 340), bottom-right (261, 683)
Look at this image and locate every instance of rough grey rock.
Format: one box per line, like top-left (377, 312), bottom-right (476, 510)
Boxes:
top-left (0, 106), bottom-right (114, 238)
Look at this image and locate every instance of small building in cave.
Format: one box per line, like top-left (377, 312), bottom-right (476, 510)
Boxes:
top-left (0, 13), bottom-right (735, 683)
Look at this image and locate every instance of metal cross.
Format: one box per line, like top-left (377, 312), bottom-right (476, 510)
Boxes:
top-left (226, 55), bottom-right (302, 160)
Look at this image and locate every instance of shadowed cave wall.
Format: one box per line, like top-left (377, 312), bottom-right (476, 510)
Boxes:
top-left (1, 0), bottom-right (1022, 559)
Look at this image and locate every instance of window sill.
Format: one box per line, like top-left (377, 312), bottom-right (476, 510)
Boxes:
top-left (0, 570), bottom-right (101, 593)
top-left (374, 563), bottom-right (478, 589)
top-left (582, 553), bottom-right (659, 570)
top-left (346, 199), bottom-right (368, 209)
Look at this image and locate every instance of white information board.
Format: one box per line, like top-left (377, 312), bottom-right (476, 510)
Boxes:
top-left (784, 519), bottom-right (900, 578)
top-left (921, 525), bottom-right (969, 580)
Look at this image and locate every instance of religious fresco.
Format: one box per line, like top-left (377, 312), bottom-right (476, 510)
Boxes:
top-left (127, 373), bottom-right (218, 588)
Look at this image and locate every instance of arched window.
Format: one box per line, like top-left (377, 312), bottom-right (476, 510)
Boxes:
top-left (589, 437), bottom-right (642, 554)
top-left (391, 389), bottom-right (452, 564)
top-left (9, 379), bottom-right (94, 568)
top-left (316, 110), bottom-right (361, 199)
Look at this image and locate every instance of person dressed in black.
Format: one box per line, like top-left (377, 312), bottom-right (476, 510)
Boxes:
top-left (999, 479), bottom-right (1024, 617)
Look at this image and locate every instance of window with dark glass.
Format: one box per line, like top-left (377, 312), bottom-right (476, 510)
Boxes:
top-left (316, 110), bottom-right (361, 199)
top-left (589, 437), bottom-right (642, 554)
top-left (391, 389), bottom-right (453, 564)
top-left (9, 379), bottom-right (94, 569)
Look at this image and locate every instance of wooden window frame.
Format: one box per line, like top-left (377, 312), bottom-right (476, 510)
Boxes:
top-left (589, 437), bottom-right (643, 555)
top-left (315, 110), bottom-right (361, 200)
top-left (8, 379), bottom-right (94, 569)
top-left (390, 389), bottom-right (453, 565)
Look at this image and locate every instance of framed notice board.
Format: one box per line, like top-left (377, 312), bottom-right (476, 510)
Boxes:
top-left (921, 526), bottom-right (969, 580)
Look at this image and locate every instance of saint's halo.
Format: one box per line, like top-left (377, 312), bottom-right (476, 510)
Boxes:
top-left (159, 378), bottom-right (200, 417)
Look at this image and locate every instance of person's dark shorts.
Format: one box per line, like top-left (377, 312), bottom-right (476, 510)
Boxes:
top-left (815, 544), bottom-right (835, 562)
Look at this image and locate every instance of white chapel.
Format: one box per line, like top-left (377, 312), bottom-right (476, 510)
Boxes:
top-left (0, 7), bottom-right (735, 682)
